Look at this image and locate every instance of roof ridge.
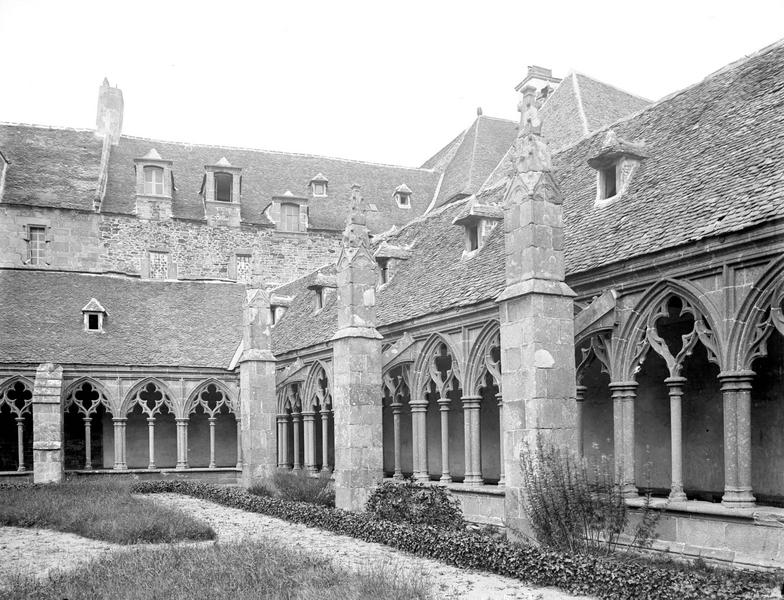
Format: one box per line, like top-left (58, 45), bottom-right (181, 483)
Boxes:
top-left (118, 133), bottom-right (436, 173)
top-left (0, 121), bottom-right (94, 134)
top-left (572, 71), bottom-right (652, 104)
top-left (476, 115), bottom-right (517, 124)
top-left (466, 116), bottom-right (481, 190)
top-left (384, 194), bottom-right (473, 240)
top-left (570, 72), bottom-right (590, 135)
top-left (554, 37), bottom-right (784, 157)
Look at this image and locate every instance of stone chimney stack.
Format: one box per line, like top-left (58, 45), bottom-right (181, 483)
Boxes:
top-left (331, 184), bottom-right (383, 511)
top-left (96, 78), bottom-right (124, 145)
top-left (239, 279), bottom-right (278, 486)
top-left (497, 82), bottom-right (577, 538)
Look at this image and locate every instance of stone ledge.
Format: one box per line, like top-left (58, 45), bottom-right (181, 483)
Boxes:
top-left (496, 278), bottom-right (576, 302)
top-left (32, 441), bottom-right (62, 451)
top-left (626, 497), bottom-right (784, 525)
top-left (331, 326), bottom-right (383, 341)
top-left (67, 467), bottom-right (241, 474)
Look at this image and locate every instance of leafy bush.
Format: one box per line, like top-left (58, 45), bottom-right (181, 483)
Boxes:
top-left (270, 469), bottom-right (335, 507)
top-left (365, 480), bottom-right (464, 530)
top-left (247, 482), bottom-right (274, 498)
top-left (520, 434), bottom-right (662, 554)
top-left (131, 480), bottom-right (779, 600)
top-left (0, 478), bottom-right (214, 544)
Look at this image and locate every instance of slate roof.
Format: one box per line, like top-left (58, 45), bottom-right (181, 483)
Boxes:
top-left (0, 270), bottom-right (244, 368)
top-left (271, 39), bottom-right (784, 354)
top-left (0, 125), bottom-right (440, 233)
top-left (0, 125), bottom-right (103, 210)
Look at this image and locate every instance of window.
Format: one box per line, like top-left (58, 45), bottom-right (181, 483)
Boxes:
top-left (466, 224), bottom-right (479, 252)
top-left (396, 192), bottom-right (411, 208)
top-left (149, 251), bottom-right (169, 279)
top-left (280, 202), bottom-right (300, 232)
top-left (312, 182), bottom-right (327, 197)
top-left (143, 166), bottom-right (164, 195)
top-left (28, 226), bottom-right (46, 265)
top-left (214, 172), bottom-right (233, 202)
top-left (236, 254), bottom-right (252, 284)
top-left (377, 258), bottom-right (389, 284)
top-left (600, 166), bottom-right (617, 199)
top-left (314, 287), bottom-right (324, 310)
top-left (87, 314), bottom-right (99, 330)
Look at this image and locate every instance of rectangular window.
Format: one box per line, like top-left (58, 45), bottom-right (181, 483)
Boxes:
top-left (313, 182), bottom-right (326, 197)
top-left (214, 172), bottom-right (233, 202)
top-left (144, 166), bottom-right (164, 195)
top-left (28, 226), bottom-right (46, 265)
top-left (280, 202), bottom-right (300, 232)
top-left (601, 166), bottom-right (617, 199)
top-left (149, 251), bottom-right (169, 279)
top-left (236, 254), bottom-right (252, 283)
top-left (87, 314), bottom-right (99, 330)
top-left (466, 224), bottom-right (479, 251)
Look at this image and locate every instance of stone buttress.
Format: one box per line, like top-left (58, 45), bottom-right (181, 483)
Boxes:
top-left (497, 85), bottom-right (577, 536)
top-left (32, 362), bottom-right (64, 483)
top-left (239, 279), bottom-right (277, 485)
top-left (331, 185), bottom-right (384, 511)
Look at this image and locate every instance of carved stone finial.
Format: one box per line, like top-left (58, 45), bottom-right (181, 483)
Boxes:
top-left (343, 184), bottom-right (370, 249)
top-left (512, 84), bottom-right (552, 174)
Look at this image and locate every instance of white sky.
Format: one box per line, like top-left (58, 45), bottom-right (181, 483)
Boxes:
top-left (1, 0), bottom-right (782, 167)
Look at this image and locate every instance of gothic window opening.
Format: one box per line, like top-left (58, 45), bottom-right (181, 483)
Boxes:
top-left (280, 202), bottom-right (300, 232)
top-left (143, 166), bottom-right (164, 195)
top-left (214, 172), bottom-right (233, 202)
top-left (382, 364), bottom-right (412, 478)
top-left (0, 380), bottom-right (33, 472)
top-left (127, 382), bottom-right (174, 469)
top-left (189, 383), bottom-right (236, 469)
top-left (27, 225), bottom-right (46, 265)
top-left (64, 381), bottom-right (109, 470)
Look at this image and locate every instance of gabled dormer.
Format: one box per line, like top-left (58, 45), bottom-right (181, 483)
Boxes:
top-left (310, 173), bottom-right (328, 197)
top-left (133, 148), bottom-right (174, 220)
top-left (269, 293), bottom-right (294, 325)
top-left (394, 184), bottom-right (412, 209)
top-left (269, 190), bottom-right (309, 233)
top-left (201, 157), bottom-right (242, 227)
top-left (82, 298), bottom-right (107, 333)
top-left (588, 130), bottom-right (648, 206)
top-left (374, 241), bottom-right (412, 285)
top-left (452, 199), bottom-right (502, 257)
top-left (307, 272), bottom-right (337, 312)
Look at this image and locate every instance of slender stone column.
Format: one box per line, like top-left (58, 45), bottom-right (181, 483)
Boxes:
top-left (147, 417), bottom-right (156, 469)
top-left (665, 376), bottom-right (687, 501)
top-left (331, 185), bottom-right (384, 511)
top-left (236, 419), bottom-right (242, 470)
top-left (462, 395), bottom-right (482, 485)
top-left (32, 363), bottom-right (64, 483)
top-left (15, 417), bottom-right (25, 472)
top-left (113, 417), bottom-right (127, 470)
top-left (321, 408), bottom-right (331, 472)
top-left (719, 371), bottom-right (756, 507)
top-left (239, 284), bottom-right (278, 486)
top-left (609, 382), bottom-right (638, 497)
top-left (438, 397), bottom-right (451, 483)
top-left (83, 417), bottom-right (93, 470)
top-left (276, 415), bottom-right (284, 467)
top-left (497, 393), bottom-right (504, 485)
top-left (175, 418), bottom-right (189, 469)
top-left (292, 411), bottom-right (302, 470)
top-left (497, 87), bottom-right (577, 536)
top-left (208, 417), bottom-right (217, 468)
top-left (280, 415), bottom-right (290, 468)
top-left (410, 400), bottom-right (429, 481)
top-left (303, 410), bottom-right (317, 472)
top-left (391, 400), bottom-right (404, 479)
top-left (575, 385), bottom-right (587, 458)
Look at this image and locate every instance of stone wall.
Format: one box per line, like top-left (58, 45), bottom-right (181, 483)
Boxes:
top-left (1, 205), bottom-right (341, 288)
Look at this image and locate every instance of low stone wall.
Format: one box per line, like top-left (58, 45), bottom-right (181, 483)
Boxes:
top-left (446, 483), bottom-right (506, 527)
top-left (67, 467), bottom-right (240, 485)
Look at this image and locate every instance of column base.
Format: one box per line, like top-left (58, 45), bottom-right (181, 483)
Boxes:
top-left (16, 466), bottom-right (26, 473)
top-left (668, 488), bottom-right (687, 502)
top-left (621, 483), bottom-right (639, 498)
top-left (392, 472), bottom-right (404, 480)
top-left (113, 463), bottom-right (127, 470)
top-left (175, 463), bottom-right (188, 470)
top-left (721, 488), bottom-right (756, 508)
top-left (463, 475), bottom-right (483, 486)
top-left (439, 474), bottom-right (452, 484)
top-left (414, 473), bottom-right (429, 483)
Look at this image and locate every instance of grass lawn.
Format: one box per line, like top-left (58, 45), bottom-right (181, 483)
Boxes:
top-left (0, 479), bottom-right (214, 544)
top-left (1, 540), bottom-right (433, 600)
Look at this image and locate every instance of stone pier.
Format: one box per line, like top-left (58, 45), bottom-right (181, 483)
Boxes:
top-left (32, 362), bottom-right (64, 483)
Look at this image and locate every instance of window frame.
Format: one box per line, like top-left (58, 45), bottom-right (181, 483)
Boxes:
top-left (312, 181), bottom-right (327, 197)
top-left (27, 225), bottom-right (47, 266)
top-left (214, 172), bottom-right (234, 203)
top-left (599, 166), bottom-right (618, 200)
top-left (395, 192), bottom-right (411, 209)
top-left (143, 165), bottom-right (165, 196)
top-left (148, 250), bottom-right (170, 280)
top-left (280, 202), bottom-right (301, 232)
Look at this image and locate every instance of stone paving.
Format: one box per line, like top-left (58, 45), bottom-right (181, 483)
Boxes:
top-left (0, 493), bottom-right (593, 599)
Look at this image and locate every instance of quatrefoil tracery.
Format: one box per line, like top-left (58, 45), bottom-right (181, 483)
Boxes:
top-left (424, 342), bottom-right (459, 400)
top-left (64, 382), bottom-right (106, 418)
top-left (0, 381), bottom-right (33, 418)
top-left (383, 365), bottom-right (410, 405)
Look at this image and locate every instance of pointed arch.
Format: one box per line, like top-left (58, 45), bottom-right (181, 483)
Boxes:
top-left (185, 378), bottom-right (238, 417)
top-left (464, 320), bottom-right (501, 396)
top-left (412, 332), bottom-right (463, 401)
top-left (0, 375), bottom-right (34, 398)
top-left (614, 278), bottom-right (726, 381)
top-left (121, 377), bottom-right (175, 416)
top-left (730, 255), bottom-right (784, 371)
top-left (63, 377), bottom-right (114, 417)
top-left (0, 375), bottom-right (35, 417)
top-left (302, 360), bottom-right (332, 410)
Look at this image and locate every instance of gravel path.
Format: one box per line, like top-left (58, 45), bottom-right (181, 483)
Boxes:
top-left (0, 493), bottom-right (593, 599)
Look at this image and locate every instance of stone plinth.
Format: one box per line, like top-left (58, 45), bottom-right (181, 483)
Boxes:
top-left (32, 362), bottom-right (64, 484)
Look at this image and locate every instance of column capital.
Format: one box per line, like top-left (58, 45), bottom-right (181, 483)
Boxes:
top-left (410, 400), bottom-right (428, 412)
top-left (437, 397), bottom-right (451, 410)
top-left (112, 417), bottom-right (128, 423)
top-left (609, 381), bottom-right (638, 396)
top-left (175, 417), bottom-right (189, 424)
top-left (575, 385), bottom-right (587, 402)
top-left (461, 395), bottom-right (482, 409)
top-left (718, 370), bottom-right (755, 390)
top-left (302, 410), bottom-right (316, 420)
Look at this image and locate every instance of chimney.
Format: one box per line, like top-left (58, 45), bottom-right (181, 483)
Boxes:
top-left (96, 78), bottom-right (124, 145)
top-left (514, 65), bottom-right (562, 94)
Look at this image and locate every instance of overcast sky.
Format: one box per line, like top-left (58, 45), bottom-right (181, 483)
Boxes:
top-left (1, 0), bottom-right (782, 166)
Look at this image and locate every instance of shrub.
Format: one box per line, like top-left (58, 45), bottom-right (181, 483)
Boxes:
top-left (270, 469), bottom-right (335, 507)
top-left (519, 434), bottom-right (662, 554)
top-left (131, 480), bottom-right (779, 600)
top-left (365, 480), bottom-right (464, 530)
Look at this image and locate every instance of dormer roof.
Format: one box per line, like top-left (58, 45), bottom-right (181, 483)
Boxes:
top-left (310, 173), bottom-right (328, 183)
top-left (81, 297), bottom-right (106, 313)
top-left (587, 130), bottom-right (649, 170)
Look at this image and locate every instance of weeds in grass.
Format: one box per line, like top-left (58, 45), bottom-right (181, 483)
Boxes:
top-left (0, 541), bottom-right (432, 600)
top-left (0, 478), bottom-right (214, 544)
top-left (265, 469), bottom-right (335, 507)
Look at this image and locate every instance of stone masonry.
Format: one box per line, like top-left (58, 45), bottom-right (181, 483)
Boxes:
top-left (32, 363), bottom-right (64, 484)
top-left (497, 86), bottom-right (577, 537)
top-left (331, 185), bottom-right (384, 511)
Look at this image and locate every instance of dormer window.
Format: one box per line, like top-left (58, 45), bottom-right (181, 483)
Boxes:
top-left (82, 298), bottom-right (106, 333)
top-left (214, 172), bottom-right (233, 202)
top-left (144, 166), bottom-right (164, 196)
top-left (281, 202), bottom-right (300, 232)
top-left (307, 273), bottom-right (336, 312)
top-left (314, 287), bottom-right (325, 310)
top-left (269, 294), bottom-right (293, 326)
top-left (394, 184), bottom-right (412, 209)
top-left (310, 173), bottom-right (328, 197)
top-left (466, 223), bottom-right (479, 251)
top-left (377, 258), bottom-right (390, 284)
top-left (271, 191), bottom-right (308, 233)
top-left (588, 130), bottom-right (648, 206)
top-left (452, 200), bottom-right (502, 257)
